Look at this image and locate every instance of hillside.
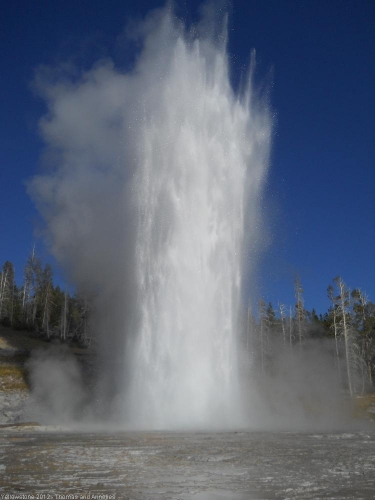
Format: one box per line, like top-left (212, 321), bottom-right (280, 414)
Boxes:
top-left (0, 325), bottom-right (90, 425)
top-left (1, 324), bottom-right (375, 428)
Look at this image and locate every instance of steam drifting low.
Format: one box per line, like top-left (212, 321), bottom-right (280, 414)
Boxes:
top-left (30, 6), bottom-right (271, 429)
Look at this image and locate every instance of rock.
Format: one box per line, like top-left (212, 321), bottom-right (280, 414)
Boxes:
top-left (0, 390), bottom-right (29, 424)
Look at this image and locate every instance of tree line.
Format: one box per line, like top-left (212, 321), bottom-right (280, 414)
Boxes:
top-left (245, 275), bottom-right (375, 396)
top-left (1, 250), bottom-right (374, 395)
top-left (0, 247), bottom-right (91, 345)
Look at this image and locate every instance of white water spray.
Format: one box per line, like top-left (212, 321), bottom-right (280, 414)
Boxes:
top-left (30, 7), bottom-right (271, 429)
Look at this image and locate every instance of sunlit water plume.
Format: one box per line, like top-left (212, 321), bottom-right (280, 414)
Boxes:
top-left (30, 6), bottom-right (272, 429)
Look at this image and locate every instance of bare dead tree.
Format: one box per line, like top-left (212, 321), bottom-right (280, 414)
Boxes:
top-left (258, 299), bottom-right (270, 373)
top-left (357, 289), bottom-right (371, 386)
top-left (289, 305), bottom-right (293, 355)
top-left (328, 284), bottom-right (342, 383)
top-left (333, 276), bottom-right (363, 397)
top-left (294, 275), bottom-right (305, 348)
top-left (278, 302), bottom-right (287, 346)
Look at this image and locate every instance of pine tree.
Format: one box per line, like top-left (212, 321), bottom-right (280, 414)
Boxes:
top-left (38, 264), bottom-right (54, 337)
top-left (266, 302), bottom-right (277, 333)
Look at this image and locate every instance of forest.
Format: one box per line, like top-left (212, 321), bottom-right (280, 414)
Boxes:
top-left (1, 248), bottom-right (374, 397)
top-left (0, 248), bottom-right (92, 346)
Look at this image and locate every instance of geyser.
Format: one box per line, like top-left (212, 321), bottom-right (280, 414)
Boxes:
top-left (30, 6), bottom-right (272, 429)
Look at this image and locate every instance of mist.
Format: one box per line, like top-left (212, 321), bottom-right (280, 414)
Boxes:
top-left (249, 340), bottom-right (364, 431)
top-left (25, 347), bottom-right (87, 425)
top-left (27, 5), bottom-right (363, 432)
top-left (27, 4), bottom-right (268, 430)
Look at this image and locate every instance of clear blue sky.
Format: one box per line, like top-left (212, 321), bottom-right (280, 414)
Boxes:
top-left (1, 0), bottom-right (374, 314)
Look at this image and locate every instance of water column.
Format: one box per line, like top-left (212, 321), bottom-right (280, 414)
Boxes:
top-left (125, 15), bottom-right (271, 429)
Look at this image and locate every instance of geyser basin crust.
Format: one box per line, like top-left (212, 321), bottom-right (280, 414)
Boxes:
top-left (2, 430), bottom-right (375, 498)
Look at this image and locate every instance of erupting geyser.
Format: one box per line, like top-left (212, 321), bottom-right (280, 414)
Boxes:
top-left (30, 6), bottom-right (272, 429)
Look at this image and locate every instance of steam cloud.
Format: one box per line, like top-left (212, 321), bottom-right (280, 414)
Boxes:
top-left (30, 5), bottom-right (362, 429)
top-left (25, 347), bottom-right (86, 424)
top-left (28, 6), bottom-right (357, 431)
top-left (28, 5), bottom-right (273, 430)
